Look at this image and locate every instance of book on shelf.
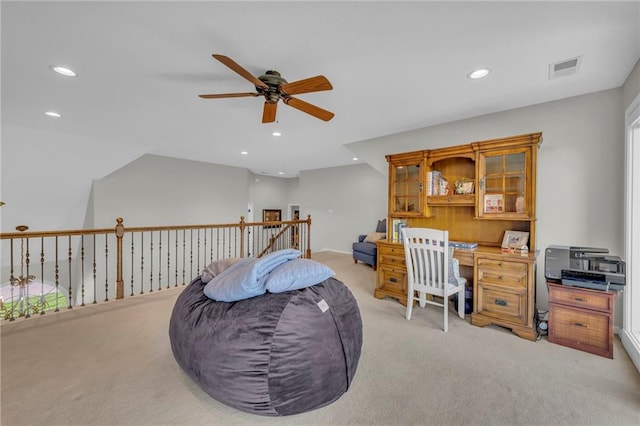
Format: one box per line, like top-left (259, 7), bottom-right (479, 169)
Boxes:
top-left (427, 170), bottom-right (442, 196)
top-left (391, 219), bottom-right (407, 243)
top-left (449, 241), bottom-right (478, 250)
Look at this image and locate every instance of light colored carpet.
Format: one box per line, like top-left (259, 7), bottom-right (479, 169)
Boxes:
top-left (1, 251), bottom-right (639, 426)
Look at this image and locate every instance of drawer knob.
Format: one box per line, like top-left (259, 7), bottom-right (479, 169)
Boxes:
top-left (573, 322), bottom-right (587, 328)
top-left (390, 277), bottom-right (397, 283)
top-left (574, 297), bottom-right (585, 302)
top-left (495, 299), bottom-right (507, 306)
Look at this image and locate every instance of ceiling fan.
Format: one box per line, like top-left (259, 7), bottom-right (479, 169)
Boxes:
top-left (199, 54), bottom-right (334, 123)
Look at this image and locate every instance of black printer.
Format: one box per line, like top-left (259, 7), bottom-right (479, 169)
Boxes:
top-left (544, 245), bottom-right (626, 291)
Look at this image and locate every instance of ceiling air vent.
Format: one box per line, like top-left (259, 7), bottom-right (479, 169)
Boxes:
top-left (549, 56), bottom-right (582, 80)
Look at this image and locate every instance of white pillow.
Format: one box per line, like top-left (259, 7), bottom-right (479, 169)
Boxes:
top-left (265, 259), bottom-right (335, 293)
top-left (200, 257), bottom-right (242, 283)
top-left (364, 232), bottom-right (386, 243)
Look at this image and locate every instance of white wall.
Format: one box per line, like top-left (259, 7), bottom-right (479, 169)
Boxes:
top-left (92, 154), bottom-right (252, 227)
top-left (249, 174), bottom-right (293, 223)
top-left (299, 163), bottom-right (387, 253)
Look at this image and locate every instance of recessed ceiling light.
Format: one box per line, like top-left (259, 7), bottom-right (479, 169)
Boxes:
top-left (278, 171), bottom-right (285, 175)
top-left (272, 131), bottom-right (282, 137)
top-left (240, 151), bottom-right (248, 155)
top-left (45, 111), bottom-right (61, 118)
top-left (50, 66), bottom-right (77, 77)
top-left (352, 157), bottom-right (358, 161)
top-left (467, 68), bottom-right (490, 79)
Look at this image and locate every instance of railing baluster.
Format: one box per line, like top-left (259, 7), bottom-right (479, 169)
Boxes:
top-left (92, 235), bottom-right (97, 304)
top-left (8, 239), bottom-right (15, 321)
top-left (80, 235), bottom-right (85, 307)
top-left (130, 233), bottom-right (135, 296)
top-left (104, 233), bottom-right (109, 302)
top-left (140, 232), bottom-right (145, 295)
top-left (166, 230), bottom-right (171, 289)
top-left (174, 230), bottom-right (178, 287)
top-left (189, 230), bottom-right (193, 281)
top-left (55, 237), bottom-right (60, 312)
top-left (182, 230), bottom-right (186, 286)
top-left (149, 232), bottom-right (154, 293)
top-left (66, 236), bottom-right (72, 310)
top-left (157, 231), bottom-right (162, 291)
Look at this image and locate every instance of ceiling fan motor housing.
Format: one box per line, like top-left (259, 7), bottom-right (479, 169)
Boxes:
top-left (258, 71), bottom-right (287, 103)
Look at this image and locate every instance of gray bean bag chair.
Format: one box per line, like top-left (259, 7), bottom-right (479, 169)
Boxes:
top-left (169, 275), bottom-right (363, 416)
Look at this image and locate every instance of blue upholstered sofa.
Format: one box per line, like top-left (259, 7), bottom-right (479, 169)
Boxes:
top-left (352, 219), bottom-right (387, 271)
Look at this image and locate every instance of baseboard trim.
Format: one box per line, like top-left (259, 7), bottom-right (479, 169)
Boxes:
top-left (619, 328), bottom-right (640, 374)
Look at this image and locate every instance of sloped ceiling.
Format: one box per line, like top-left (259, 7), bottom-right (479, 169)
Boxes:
top-left (1, 1), bottom-right (639, 232)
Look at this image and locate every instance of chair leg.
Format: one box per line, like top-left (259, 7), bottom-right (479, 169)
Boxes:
top-left (457, 290), bottom-right (465, 319)
top-left (418, 291), bottom-right (427, 308)
top-left (443, 295), bottom-right (449, 332)
top-left (406, 290), bottom-right (413, 320)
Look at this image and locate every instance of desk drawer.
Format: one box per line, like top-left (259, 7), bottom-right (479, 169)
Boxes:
top-left (477, 266), bottom-right (527, 289)
top-left (379, 254), bottom-right (406, 268)
top-left (453, 250), bottom-right (474, 267)
top-left (378, 243), bottom-right (404, 257)
top-left (476, 284), bottom-right (526, 324)
top-left (548, 303), bottom-right (613, 358)
top-left (549, 284), bottom-right (613, 313)
top-left (377, 267), bottom-right (406, 293)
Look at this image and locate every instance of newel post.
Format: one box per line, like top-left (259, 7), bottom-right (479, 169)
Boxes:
top-left (305, 215), bottom-right (312, 259)
top-left (115, 217), bottom-right (125, 299)
top-left (239, 216), bottom-right (246, 258)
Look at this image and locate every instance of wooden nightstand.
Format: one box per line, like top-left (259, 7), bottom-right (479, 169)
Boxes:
top-left (548, 282), bottom-right (616, 358)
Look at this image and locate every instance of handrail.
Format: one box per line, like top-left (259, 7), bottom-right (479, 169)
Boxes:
top-left (0, 215), bottom-right (312, 320)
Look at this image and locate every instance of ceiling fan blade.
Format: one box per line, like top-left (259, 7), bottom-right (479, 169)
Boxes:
top-left (279, 75), bottom-right (333, 95)
top-left (212, 54), bottom-right (269, 89)
top-left (282, 96), bottom-right (334, 121)
top-left (262, 102), bottom-right (278, 123)
top-left (199, 92), bottom-right (259, 99)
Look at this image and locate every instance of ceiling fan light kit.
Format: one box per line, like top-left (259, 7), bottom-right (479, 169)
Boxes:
top-left (199, 54), bottom-right (334, 123)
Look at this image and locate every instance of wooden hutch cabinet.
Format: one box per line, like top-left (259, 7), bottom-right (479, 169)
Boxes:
top-left (387, 150), bottom-right (427, 217)
top-left (375, 132), bottom-right (542, 341)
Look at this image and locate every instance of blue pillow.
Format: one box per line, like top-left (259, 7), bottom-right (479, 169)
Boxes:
top-left (265, 259), bottom-right (335, 293)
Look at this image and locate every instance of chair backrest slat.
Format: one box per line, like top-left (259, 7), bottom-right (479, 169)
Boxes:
top-left (402, 228), bottom-right (449, 293)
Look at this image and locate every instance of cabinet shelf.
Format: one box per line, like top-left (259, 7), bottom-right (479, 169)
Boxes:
top-left (427, 194), bottom-right (474, 206)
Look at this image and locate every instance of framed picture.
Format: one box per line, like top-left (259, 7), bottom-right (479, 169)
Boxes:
top-left (262, 209), bottom-right (281, 228)
top-left (484, 194), bottom-right (503, 213)
top-left (454, 179), bottom-right (475, 195)
top-left (501, 230), bottom-right (530, 250)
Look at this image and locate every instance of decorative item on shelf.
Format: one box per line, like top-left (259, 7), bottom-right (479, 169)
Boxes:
top-left (484, 194), bottom-right (503, 213)
top-left (501, 230), bottom-right (530, 255)
top-left (438, 178), bottom-right (450, 195)
top-left (515, 195), bottom-right (525, 213)
top-left (453, 178), bottom-right (475, 195)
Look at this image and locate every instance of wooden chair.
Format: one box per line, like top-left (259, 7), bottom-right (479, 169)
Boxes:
top-left (401, 227), bottom-right (465, 332)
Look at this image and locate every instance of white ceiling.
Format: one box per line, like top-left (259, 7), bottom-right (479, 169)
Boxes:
top-left (1, 1), bottom-right (639, 232)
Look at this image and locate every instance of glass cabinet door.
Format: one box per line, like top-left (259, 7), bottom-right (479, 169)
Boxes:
top-left (478, 148), bottom-right (531, 218)
top-left (390, 162), bottom-right (424, 216)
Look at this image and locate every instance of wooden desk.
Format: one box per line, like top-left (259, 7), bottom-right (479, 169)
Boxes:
top-left (375, 243), bottom-right (538, 341)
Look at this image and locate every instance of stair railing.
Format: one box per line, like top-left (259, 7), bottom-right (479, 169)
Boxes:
top-left (0, 215), bottom-right (311, 321)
